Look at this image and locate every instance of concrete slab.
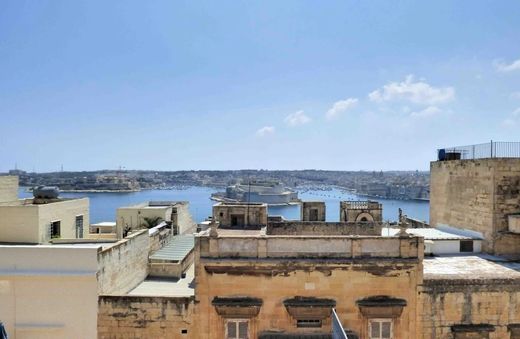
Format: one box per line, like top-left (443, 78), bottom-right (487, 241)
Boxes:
top-left (423, 254), bottom-right (520, 281)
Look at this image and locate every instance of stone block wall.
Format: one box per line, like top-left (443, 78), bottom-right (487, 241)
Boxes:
top-left (97, 230), bottom-right (150, 294)
top-left (98, 295), bottom-right (194, 338)
top-left (0, 175), bottom-right (18, 203)
top-left (430, 159), bottom-right (520, 254)
top-left (419, 279), bottom-right (520, 339)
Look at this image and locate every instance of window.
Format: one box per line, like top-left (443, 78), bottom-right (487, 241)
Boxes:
top-left (369, 319), bottom-right (392, 339)
top-left (297, 319), bottom-right (322, 328)
top-left (76, 215), bottom-right (84, 238)
top-left (50, 221), bottom-right (61, 239)
top-left (460, 240), bottom-right (474, 252)
top-left (226, 319), bottom-right (248, 339)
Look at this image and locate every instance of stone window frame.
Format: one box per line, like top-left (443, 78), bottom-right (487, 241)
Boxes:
top-left (225, 318), bottom-right (249, 339)
top-left (368, 318), bottom-right (393, 339)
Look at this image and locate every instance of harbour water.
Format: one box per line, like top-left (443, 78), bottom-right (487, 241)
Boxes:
top-left (19, 186), bottom-right (429, 224)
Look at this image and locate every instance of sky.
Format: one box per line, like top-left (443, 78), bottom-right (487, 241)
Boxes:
top-left (1, 1), bottom-right (520, 172)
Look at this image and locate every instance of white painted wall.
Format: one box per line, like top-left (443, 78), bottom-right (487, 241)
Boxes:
top-left (0, 246), bottom-right (99, 339)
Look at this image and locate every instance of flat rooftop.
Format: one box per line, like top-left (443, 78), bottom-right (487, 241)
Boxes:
top-left (423, 254), bottom-right (520, 281)
top-left (120, 201), bottom-right (187, 209)
top-left (128, 264), bottom-right (195, 297)
top-left (382, 227), bottom-right (480, 240)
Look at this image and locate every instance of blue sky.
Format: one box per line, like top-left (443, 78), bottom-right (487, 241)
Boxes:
top-left (1, 1), bottom-right (519, 172)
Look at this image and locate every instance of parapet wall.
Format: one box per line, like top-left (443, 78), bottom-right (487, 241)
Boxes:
top-left (98, 295), bottom-right (194, 339)
top-left (197, 235), bottom-right (423, 259)
top-left (267, 221), bottom-right (382, 236)
top-left (97, 230), bottom-right (150, 295)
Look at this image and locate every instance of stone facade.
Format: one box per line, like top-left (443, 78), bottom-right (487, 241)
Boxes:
top-left (98, 296), bottom-right (194, 339)
top-left (267, 221), bottom-right (382, 236)
top-left (213, 202), bottom-right (268, 228)
top-left (430, 158), bottom-right (520, 254)
top-left (194, 233), bottom-right (423, 338)
top-left (340, 201), bottom-right (383, 223)
top-left (419, 279), bottom-right (520, 339)
top-left (301, 201), bottom-right (326, 221)
top-left (97, 230), bottom-right (151, 295)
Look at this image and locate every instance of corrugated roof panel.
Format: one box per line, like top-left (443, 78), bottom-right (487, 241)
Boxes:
top-left (149, 235), bottom-right (194, 262)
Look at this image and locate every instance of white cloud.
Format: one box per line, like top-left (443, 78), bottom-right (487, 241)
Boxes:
top-left (501, 107), bottom-right (520, 127)
top-left (494, 59), bottom-right (520, 72)
top-left (511, 92), bottom-right (520, 100)
top-left (255, 126), bottom-right (275, 137)
top-left (284, 110), bottom-right (311, 126)
top-left (326, 98), bottom-right (358, 120)
top-left (368, 75), bottom-right (455, 105)
top-left (410, 106), bottom-right (442, 118)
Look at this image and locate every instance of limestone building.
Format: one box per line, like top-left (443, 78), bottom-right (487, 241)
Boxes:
top-left (0, 177), bottom-right (89, 243)
top-left (340, 200), bottom-right (383, 223)
top-left (116, 200), bottom-right (196, 238)
top-left (430, 153), bottom-right (520, 255)
top-left (301, 201), bottom-right (326, 221)
top-left (212, 201), bottom-right (268, 228)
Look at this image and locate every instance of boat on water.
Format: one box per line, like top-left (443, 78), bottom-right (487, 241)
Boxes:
top-left (211, 180), bottom-right (299, 205)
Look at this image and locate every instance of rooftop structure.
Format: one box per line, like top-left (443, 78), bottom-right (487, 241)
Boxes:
top-left (430, 147), bottom-right (520, 256)
top-left (0, 178), bottom-right (89, 244)
top-left (212, 201), bottom-right (268, 229)
top-left (116, 200), bottom-right (196, 238)
top-left (340, 200), bottom-right (383, 223)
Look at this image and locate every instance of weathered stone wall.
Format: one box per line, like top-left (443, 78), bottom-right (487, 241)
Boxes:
top-left (195, 258), bottom-right (422, 338)
top-left (430, 159), bottom-right (520, 253)
top-left (301, 201), bottom-right (326, 221)
top-left (213, 203), bottom-right (268, 228)
top-left (98, 295), bottom-right (194, 338)
top-left (173, 202), bottom-right (198, 234)
top-left (419, 279), bottom-right (520, 339)
top-left (267, 221), bottom-right (382, 236)
top-left (198, 235), bottom-right (422, 259)
top-left (195, 234), bottom-right (423, 338)
top-left (97, 230), bottom-right (150, 294)
top-left (0, 175), bottom-right (18, 203)
top-left (339, 201), bottom-right (383, 223)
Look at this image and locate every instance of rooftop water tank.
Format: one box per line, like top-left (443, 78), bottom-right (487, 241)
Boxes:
top-left (33, 186), bottom-right (60, 199)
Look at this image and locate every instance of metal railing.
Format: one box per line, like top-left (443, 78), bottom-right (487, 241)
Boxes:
top-left (438, 141), bottom-right (520, 160)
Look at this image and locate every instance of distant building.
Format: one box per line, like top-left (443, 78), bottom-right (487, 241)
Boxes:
top-left (340, 200), bottom-right (383, 223)
top-left (116, 201), bottom-right (196, 238)
top-left (218, 181), bottom-right (299, 205)
top-left (212, 201), bottom-right (268, 228)
top-left (300, 201), bottom-right (326, 221)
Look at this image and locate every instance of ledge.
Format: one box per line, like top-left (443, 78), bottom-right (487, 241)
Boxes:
top-left (356, 296), bottom-right (407, 307)
top-left (451, 324), bottom-right (495, 333)
top-left (283, 297), bottom-right (336, 320)
top-left (212, 297), bottom-right (262, 318)
top-left (356, 296), bottom-right (406, 318)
